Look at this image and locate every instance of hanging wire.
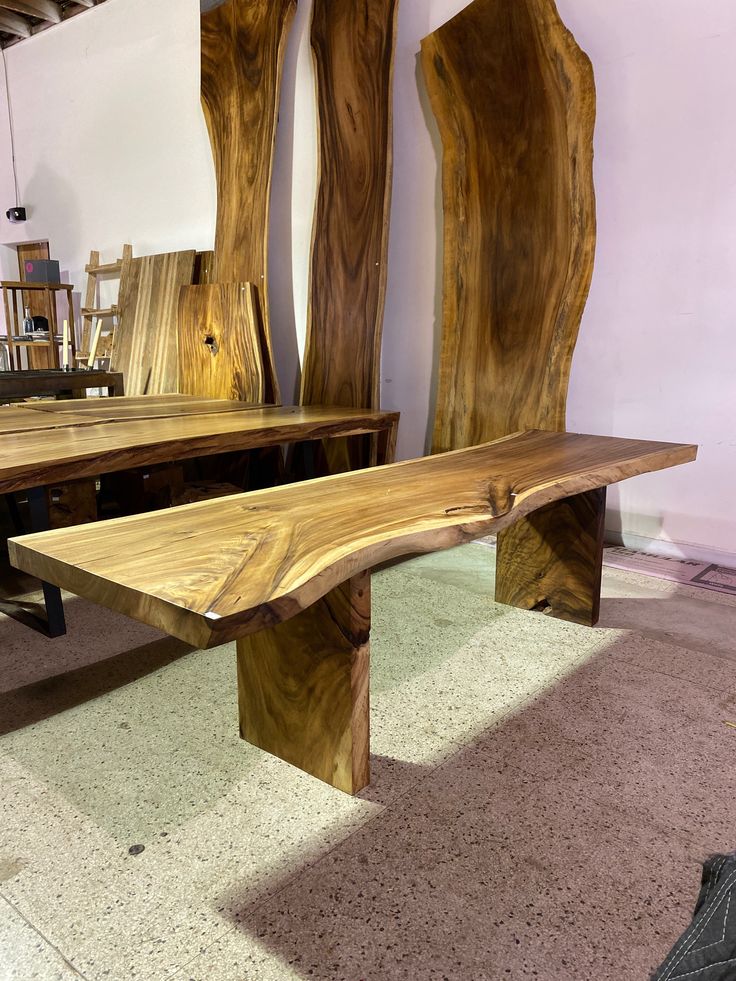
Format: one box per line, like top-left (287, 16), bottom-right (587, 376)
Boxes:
top-left (1, 43), bottom-right (19, 208)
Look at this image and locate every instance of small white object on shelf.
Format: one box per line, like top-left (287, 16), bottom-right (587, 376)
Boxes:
top-left (62, 319), bottom-right (69, 369)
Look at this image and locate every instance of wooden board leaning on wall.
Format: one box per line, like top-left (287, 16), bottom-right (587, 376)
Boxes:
top-left (200, 0), bottom-right (295, 404)
top-left (421, 0), bottom-right (596, 451)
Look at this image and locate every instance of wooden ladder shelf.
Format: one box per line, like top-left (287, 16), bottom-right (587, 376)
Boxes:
top-left (75, 244), bottom-right (132, 365)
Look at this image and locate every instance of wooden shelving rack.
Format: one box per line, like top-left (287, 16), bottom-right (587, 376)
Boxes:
top-left (2, 281), bottom-right (76, 370)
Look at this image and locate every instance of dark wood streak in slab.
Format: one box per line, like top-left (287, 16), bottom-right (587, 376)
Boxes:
top-left (299, 0), bottom-right (399, 471)
top-left (9, 432), bottom-right (696, 649)
top-left (200, 0), bottom-right (296, 403)
top-left (421, 0), bottom-right (596, 451)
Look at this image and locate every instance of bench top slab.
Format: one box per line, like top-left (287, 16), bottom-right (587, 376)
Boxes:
top-left (0, 405), bottom-right (399, 493)
top-left (9, 430), bottom-right (696, 648)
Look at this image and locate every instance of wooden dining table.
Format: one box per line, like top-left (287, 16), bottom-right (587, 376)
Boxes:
top-left (0, 394), bottom-right (399, 637)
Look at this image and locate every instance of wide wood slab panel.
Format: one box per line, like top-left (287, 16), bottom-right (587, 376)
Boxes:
top-left (178, 284), bottom-right (265, 404)
top-left (300, 0), bottom-right (398, 415)
top-left (201, 0), bottom-right (295, 401)
top-left (0, 406), bottom-right (400, 493)
top-left (422, 0), bottom-right (596, 451)
top-left (10, 432), bottom-right (696, 648)
top-left (111, 252), bottom-right (196, 396)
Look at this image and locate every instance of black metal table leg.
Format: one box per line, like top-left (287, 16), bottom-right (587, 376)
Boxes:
top-left (4, 492), bottom-right (25, 535)
top-left (26, 486), bottom-right (67, 638)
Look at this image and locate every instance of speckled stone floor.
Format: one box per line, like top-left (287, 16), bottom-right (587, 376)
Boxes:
top-left (1, 542), bottom-right (735, 981)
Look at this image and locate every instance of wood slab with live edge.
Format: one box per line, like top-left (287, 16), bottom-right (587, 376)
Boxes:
top-left (9, 430), bottom-right (695, 794)
top-left (422, 0), bottom-right (596, 451)
top-left (422, 0), bottom-right (598, 622)
top-left (300, 0), bottom-right (399, 472)
top-left (200, 0), bottom-right (295, 404)
top-left (178, 284), bottom-right (265, 404)
top-left (0, 405), bottom-right (400, 494)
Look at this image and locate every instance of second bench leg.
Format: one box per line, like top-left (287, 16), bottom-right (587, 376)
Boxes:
top-left (495, 487), bottom-right (606, 627)
top-left (236, 572), bottom-right (371, 795)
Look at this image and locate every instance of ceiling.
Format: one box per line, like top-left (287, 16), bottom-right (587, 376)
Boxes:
top-left (0, 0), bottom-right (107, 48)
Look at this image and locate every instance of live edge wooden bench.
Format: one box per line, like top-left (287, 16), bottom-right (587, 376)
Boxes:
top-left (9, 430), bottom-right (696, 794)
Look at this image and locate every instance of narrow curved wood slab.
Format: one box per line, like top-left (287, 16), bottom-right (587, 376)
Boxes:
top-left (300, 0), bottom-right (399, 415)
top-left (201, 0), bottom-right (296, 400)
top-left (9, 432), bottom-right (696, 649)
top-left (178, 284), bottom-right (265, 404)
top-left (422, 0), bottom-right (596, 451)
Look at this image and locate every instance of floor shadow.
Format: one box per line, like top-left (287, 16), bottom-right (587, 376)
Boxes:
top-left (212, 629), bottom-right (733, 979)
top-left (599, 594), bottom-right (736, 661)
top-left (0, 635), bottom-right (193, 736)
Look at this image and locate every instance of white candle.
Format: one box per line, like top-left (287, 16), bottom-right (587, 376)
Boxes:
top-left (87, 318), bottom-right (103, 368)
top-left (62, 318), bottom-right (69, 369)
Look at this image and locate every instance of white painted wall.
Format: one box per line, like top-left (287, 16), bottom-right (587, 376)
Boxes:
top-left (0, 0), bottom-right (733, 563)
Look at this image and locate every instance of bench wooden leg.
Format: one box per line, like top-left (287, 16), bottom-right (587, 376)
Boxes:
top-left (236, 572), bottom-right (371, 794)
top-left (495, 487), bottom-right (606, 627)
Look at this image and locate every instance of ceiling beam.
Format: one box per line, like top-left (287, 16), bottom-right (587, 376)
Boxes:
top-left (73, 0), bottom-right (96, 7)
top-left (0, 9), bottom-right (31, 36)
top-left (0, 0), bottom-right (61, 23)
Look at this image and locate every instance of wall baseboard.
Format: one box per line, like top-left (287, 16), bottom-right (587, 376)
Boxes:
top-left (603, 530), bottom-right (736, 570)
top-left (476, 531), bottom-right (736, 572)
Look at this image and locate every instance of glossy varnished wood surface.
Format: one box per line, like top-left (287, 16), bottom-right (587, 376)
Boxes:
top-left (422, 0), bottom-right (596, 451)
top-left (0, 405), bottom-right (98, 435)
top-left (10, 431), bottom-right (696, 648)
top-left (300, 0), bottom-right (398, 418)
top-left (201, 0), bottom-right (295, 401)
top-left (496, 487), bottom-right (606, 625)
top-left (0, 405), bottom-right (400, 493)
top-left (238, 572), bottom-right (371, 794)
top-left (25, 395), bottom-right (263, 420)
top-left (178, 284), bottom-right (265, 404)
top-left (111, 252), bottom-right (197, 396)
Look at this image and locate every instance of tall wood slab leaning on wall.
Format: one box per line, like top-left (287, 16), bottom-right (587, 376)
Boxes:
top-left (421, 0), bottom-right (599, 623)
top-left (299, 0), bottom-right (399, 469)
top-left (200, 0), bottom-right (296, 403)
top-left (422, 0), bottom-right (596, 449)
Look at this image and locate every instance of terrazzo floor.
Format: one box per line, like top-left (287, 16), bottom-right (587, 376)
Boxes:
top-left (1, 541), bottom-right (735, 980)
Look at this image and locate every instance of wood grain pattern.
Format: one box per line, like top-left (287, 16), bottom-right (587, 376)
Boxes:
top-left (111, 251), bottom-right (196, 396)
top-left (237, 572), bottom-right (370, 793)
top-left (300, 0), bottom-right (398, 419)
top-left (46, 479), bottom-right (97, 530)
top-left (495, 487), bottom-right (605, 625)
top-left (0, 406), bottom-right (99, 435)
top-left (26, 394), bottom-right (262, 419)
top-left (201, 0), bottom-right (295, 403)
top-left (178, 284), bottom-right (265, 404)
top-left (421, 0), bottom-right (596, 451)
top-left (9, 431), bottom-right (697, 649)
top-left (0, 405), bottom-right (400, 493)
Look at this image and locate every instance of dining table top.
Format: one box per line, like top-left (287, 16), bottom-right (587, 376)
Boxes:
top-left (0, 395), bottom-right (400, 494)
